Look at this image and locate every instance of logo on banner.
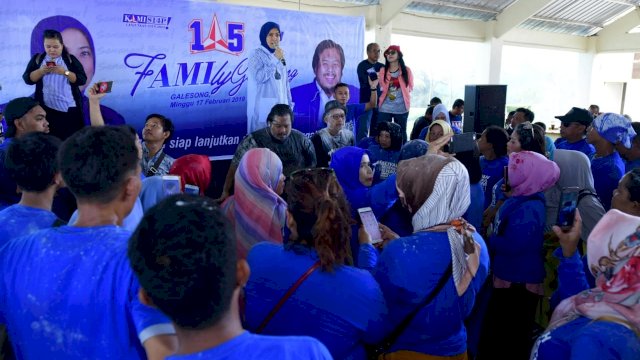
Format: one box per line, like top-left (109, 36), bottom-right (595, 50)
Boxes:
top-left (123, 14), bottom-right (172, 29)
top-left (189, 15), bottom-right (244, 55)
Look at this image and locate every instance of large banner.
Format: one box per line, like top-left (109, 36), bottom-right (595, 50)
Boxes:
top-left (0, 0), bottom-right (364, 158)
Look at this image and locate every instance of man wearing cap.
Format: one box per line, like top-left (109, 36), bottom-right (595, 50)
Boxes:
top-left (554, 107), bottom-right (596, 159)
top-left (311, 100), bottom-right (354, 167)
top-left (0, 97), bottom-right (49, 209)
top-left (587, 113), bottom-right (636, 210)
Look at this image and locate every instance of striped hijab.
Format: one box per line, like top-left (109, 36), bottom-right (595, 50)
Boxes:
top-left (224, 148), bottom-right (287, 258)
top-left (397, 154), bottom-right (480, 295)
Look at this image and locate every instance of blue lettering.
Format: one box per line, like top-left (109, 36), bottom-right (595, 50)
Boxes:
top-left (124, 53), bottom-right (167, 96)
top-left (175, 62), bottom-right (202, 86)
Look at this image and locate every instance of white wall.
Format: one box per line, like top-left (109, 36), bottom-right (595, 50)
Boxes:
top-left (590, 52), bottom-right (640, 120)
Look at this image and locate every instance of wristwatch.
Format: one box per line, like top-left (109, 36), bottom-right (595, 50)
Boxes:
top-left (64, 70), bottom-right (70, 77)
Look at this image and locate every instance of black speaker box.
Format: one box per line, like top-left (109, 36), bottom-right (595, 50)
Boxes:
top-left (463, 85), bottom-right (507, 134)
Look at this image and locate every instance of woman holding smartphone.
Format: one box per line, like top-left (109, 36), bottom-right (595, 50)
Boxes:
top-left (23, 29), bottom-right (86, 140)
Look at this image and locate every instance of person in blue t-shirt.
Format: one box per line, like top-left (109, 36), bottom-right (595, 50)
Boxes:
top-left (244, 169), bottom-right (386, 359)
top-left (587, 113), bottom-right (636, 210)
top-left (0, 126), bottom-right (176, 360)
top-left (334, 78), bottom-right (378, 142)
top-left (0, 132), bottom-right (64, 248)
top-left (367, 121), bottom-right (402, 185)
top-left (616, 121), bottom-right (640, 172)
top-left (128, 194), bottom-right (332, 360)
top-left (554, 107), bottom-right (596, 159)
top-left (477, 126), bottom-right (509, 211)
top-left (532, 209), bottom-right (640, 360)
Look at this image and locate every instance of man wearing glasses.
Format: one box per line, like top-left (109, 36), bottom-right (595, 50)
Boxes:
top-left (311, 100), bottom-right (354, 167)
top-left (554, 107), bottom-right (595, 159)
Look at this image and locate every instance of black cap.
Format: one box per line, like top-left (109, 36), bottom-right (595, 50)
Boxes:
top-left (555, 107), bottom-right (592, 126)
top-left (323, 100), bottom-right (347, 121)
top-left (4, 97), bottom-right (40, 138)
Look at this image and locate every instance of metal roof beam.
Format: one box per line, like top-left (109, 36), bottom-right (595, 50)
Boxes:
top-left (378, 0), bottom-right (413, 26)
top-left (409, 0), bottom-right (499, 15)
top-left (493, 0), bottom-right (555, 38)
top-left (530, 15), bottom-right (604, 29)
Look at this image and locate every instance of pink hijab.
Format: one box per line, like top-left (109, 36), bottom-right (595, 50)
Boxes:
top-left (508, 151), bottom-right (559, 197)
top-left (548, 209), bottom-right (640, 333)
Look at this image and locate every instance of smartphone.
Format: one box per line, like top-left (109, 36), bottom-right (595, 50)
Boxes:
top-left (367, 67), bottom-right (378, 81)
top-left (184, 184), bottom-right (200, 195)
top-left (97, 81), bottom-right (113, 94)
top-left (358, 207), bottom-right (383, 244)
top-left (503, 165), bottom-right (511, 192)
top-left (556, 187), bottom-right (580, 231)
top-left (162, 175), bottom-right (181, 196)
top-left (449, 132), bottom-right (476, 154)
top-left (46, 61), bottom-right (56, 67)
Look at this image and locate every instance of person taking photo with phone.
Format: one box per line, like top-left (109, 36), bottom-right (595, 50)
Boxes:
top-left (23, 29), bottom-right (87, 140)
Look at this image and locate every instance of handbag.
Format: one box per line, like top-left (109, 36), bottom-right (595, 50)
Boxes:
top-left (368, 261), bottom-right (453, 360)
top-left (254, 260), bottom-right (321, 334)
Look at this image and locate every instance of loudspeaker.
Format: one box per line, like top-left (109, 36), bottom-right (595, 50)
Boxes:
top-left (463, 85), bottom-right (507, 134)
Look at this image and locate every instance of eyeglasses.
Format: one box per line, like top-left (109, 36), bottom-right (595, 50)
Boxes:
top-left (289, 167), bottom-right (335, 181)
top-left (386, 51), bottom-right (397, 55)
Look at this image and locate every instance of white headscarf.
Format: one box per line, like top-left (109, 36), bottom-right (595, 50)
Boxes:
top-left (432, 103), bottom-right (451, 124)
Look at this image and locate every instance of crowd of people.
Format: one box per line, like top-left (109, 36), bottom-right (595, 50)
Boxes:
top-left (0, 19), bottom-right (638, 360)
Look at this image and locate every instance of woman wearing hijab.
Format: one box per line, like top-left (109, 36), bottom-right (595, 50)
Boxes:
top-left (532, 209), bottom-right (640, 359)
top-left (377, 45), bottom-right (413, 143)
top-left (246, 21), bottom-right (293, 134)
top-left (480, 151), bottom-right (560, 359)
top-left (367, 121), bottom-right (403, 185)
top-left (221, 148), bottom-right (286, 259)
top-left (360, 154), bottom-right (489, 358)
top-left (330, 146), bottom-right (398, 260)
top-left (418, 104), bottom-right (454, 140)
top-left (587, 113), bottom-right (636, 210)
top-left (244, 167), bottom-right (387, 360)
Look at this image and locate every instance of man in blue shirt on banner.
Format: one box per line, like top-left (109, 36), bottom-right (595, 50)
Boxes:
top-left (0, 126), bottom-right (176, 359)
top-left (291, 39), bottom-right (359, 135)
top-left (128, 194), bottom-right (332, 360)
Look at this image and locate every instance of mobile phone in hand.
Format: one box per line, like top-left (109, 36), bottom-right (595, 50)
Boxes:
top-left (162, 175), bottom-right (181, 196)
top-left (557, 187), bottom-right (579, 231)
top-left (97, 81), bottom-right (114, 93)
top-left (503, 165), bottom-right (511, 192)
top-left (46, 61), bottom-right (56, 67)
top-left (358, 207), bottom-right (383, 244)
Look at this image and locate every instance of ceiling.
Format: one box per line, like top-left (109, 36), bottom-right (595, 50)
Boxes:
top-left (332, 0), bottom-right (640, 36)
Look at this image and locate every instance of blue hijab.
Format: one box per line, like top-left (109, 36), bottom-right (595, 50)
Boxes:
top-left (259, 22), bottom-right (280, 53)
top-left (399, 139), bottom-right (429, 161)
top-left (330, 146), bottom-right (370, 212)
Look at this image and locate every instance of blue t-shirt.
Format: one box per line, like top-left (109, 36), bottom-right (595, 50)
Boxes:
top-left (625, 158), bottom-right (640, 172)
top-left (166, 331), bottom-right (332, 360)
top-left (545, 135), bottom-right (555, 160)
top-left (367, 144), bottom-right (400, 184)
top-left (591, 152), bottom-right (625, 211)
top-left (531, 316), bottom-right (640, 360)
top-left (346, 103), bottom-right (366, 134)
top-left (0, 225), bottom-right (174, 359)
top-left (0, 204), bottom-right (62, 248)
top-left (479, 156), bottom-right (508, 210)
top-left (362, 231), bottom-right (490, 356)
top-left (68, 197), bottom-right (144, 231)
top-left (554, 138), bottom-right (595, 160)
top-left (245, 243), bottom-right (387, 360)
top-left (464, 183), bottom-right (484, 230)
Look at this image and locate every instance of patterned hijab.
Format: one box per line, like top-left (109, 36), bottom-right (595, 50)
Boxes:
top-left (592, 113), bottom-right (636, 148)
top-left (223, 148), bottom-right (286, 258)
top-left (508, 151), bottom-right (560, 197)
top-left (547, 209), bottom-right (640, 334)
top-left (397, 154), bottom-right (480, 295)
